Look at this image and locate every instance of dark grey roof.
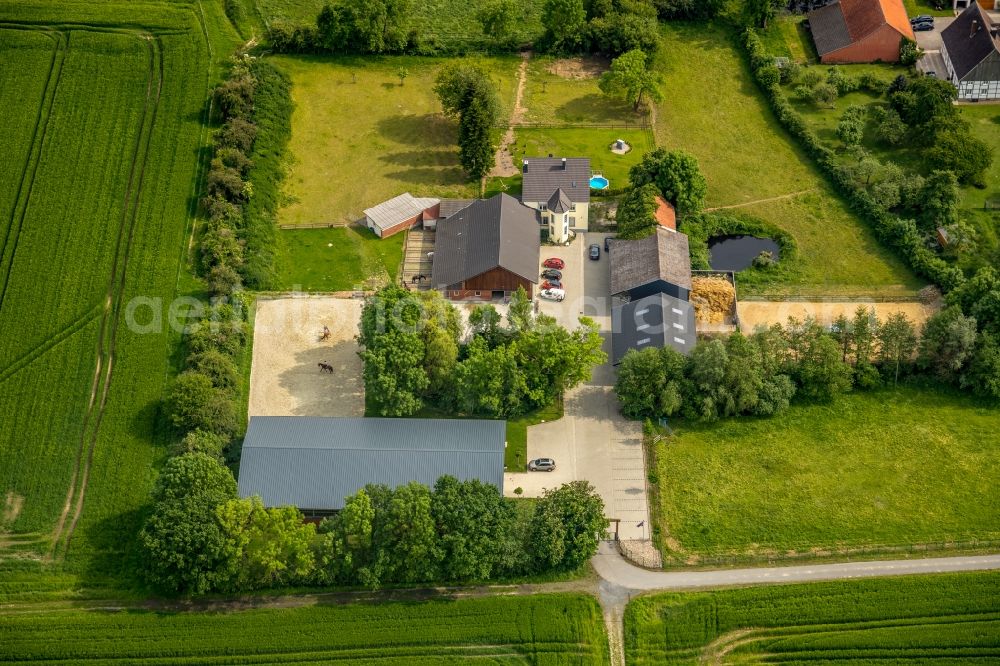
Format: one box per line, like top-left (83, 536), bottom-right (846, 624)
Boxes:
top-left (237, 416), bottom-right (505, 510)
top-left (942, 4), bottom-right (999, 81)
top-left (547, 188), bottom-right (572, 213)
top-left (809, 2), bottom-right (852, 57)
top-left (438, 198), bottom-right (474, 219)
top-left (521, 157), bottom-right (591, 204)
top-left (431, 193), bottom-right (540, 288)
top-left (612, 292), bottom-right (696, 365)
top-left (609, 228), bottom-right (692, 297)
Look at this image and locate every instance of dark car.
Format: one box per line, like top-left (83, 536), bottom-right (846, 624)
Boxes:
top-left (604, 235), bottom-right (614, 252)
top-left (912, 21), bottom-right (934, 31)
top-left (910, 14), bottom-right (933, 23)
top-left (543, 257), bottom-right (565, 269)
top-left (528, 458), bottom-right (556, 472)
top-left (541, 268), bottom-right (562, 280)
top-left (588, 244), bottom-right (600, 260)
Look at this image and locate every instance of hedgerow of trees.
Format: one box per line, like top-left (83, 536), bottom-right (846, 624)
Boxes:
top-left (617, 304), bottom-right (1000, 422)
top-left (360, 285), bottom-right (606, 417)
top-left (743, 30), bottom-right (1000, 382)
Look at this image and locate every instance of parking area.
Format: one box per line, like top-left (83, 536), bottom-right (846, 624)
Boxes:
top-left (506, 232), bottom-right (650, 541)
top-left (914, 18), bottom-right (950, 51)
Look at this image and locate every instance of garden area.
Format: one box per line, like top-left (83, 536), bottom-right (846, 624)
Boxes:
top-left (0, 593), bottom-right (609, 663)
top-left (273, 54), bottom-right (520, 227)
top-left (625, 571), bottom-right (1000, 665)
top-left (512, 127), bottom-right (654, 191)
top-left (276, 225), bottom-right (405, 291)
top-left (651, 387), bottom-right (1000, 565)
top-left (654, 22), bottom-right (920, 297)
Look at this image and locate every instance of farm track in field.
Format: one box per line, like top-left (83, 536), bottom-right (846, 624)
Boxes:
top-left (0, 303), bottom-right (102, 385)
top-left (0, 27), bottom-right (64, 315)
top-left (48, 30), bottom-right (163, 559)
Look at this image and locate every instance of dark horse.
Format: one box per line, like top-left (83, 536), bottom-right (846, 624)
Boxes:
top-left (317, 362), bottom-right (334, 373)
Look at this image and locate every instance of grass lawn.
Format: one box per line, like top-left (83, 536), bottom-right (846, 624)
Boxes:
top-left (276, 225), bottom-right (405, 291)
top-left (782, 66), bottom-right (1000, 272)
top-left (0, 593), bottom-right (609, 664)
top-left (626, 572), bottom-right (1000, 665)
top-left (521, 55), bottom-right (646, 125)
top-left (655, 22), bottom-right (920, 297)
top-left (513, 128), bottom-right (654, 190)
top-left (652, 387), bottom-right (1000, 565)
top-left (274, 55), bottom-right (520, 227)
top-left (505, 399), bottom-right (564, 472)
top-left (249, 0), bottom-right (544, 46)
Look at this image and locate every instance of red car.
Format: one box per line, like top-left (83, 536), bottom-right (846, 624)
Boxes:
top-left (543, 257), bottom-right (565, 269)
top-left (541, 279), bottom-right (562, 290)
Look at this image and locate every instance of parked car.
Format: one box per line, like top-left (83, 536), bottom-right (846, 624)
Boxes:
top-left (911, 18), bottom-right (934, 27)
top-left (528, 457), bottom-right (556, 472)
top-left (539, 288), bottom-right (565, 302)
top-left (604, 235), bottom-right (614, 252)
top-left (541, 279), bottom-right (562, 290)
top-left (913, 21), bottom-right (934, 31)
top-left (541, 268), bottom-right (562, 280)
top-left (910, 14), bottom-right (933, 23)
top-left (543, 257), bottom-right (565, 269)
top-left (588, 244), bottom-right (600, 260)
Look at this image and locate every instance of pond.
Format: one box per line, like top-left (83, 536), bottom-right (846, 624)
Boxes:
top-left (708, 235), bottom-right (781, 271)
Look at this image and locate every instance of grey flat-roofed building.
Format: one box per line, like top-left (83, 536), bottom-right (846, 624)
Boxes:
top-left (237, 416), bottom-right (505, 511)
top-left (612, 292), bottom-right (696, 365)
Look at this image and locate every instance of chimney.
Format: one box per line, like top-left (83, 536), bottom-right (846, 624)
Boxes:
top-left (971, 19), bottom-right (979, 39)
top-left (561, 157), bottom-right (567, 170)
top-left (522, 159), bottom-right (528, 173)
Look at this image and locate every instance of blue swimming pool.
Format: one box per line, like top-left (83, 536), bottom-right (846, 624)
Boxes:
top-left (589, 176), bottom-right (609, 190)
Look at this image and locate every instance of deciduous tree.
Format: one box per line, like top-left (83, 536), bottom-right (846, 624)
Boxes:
top-left (598, 48), bottom-right (662, 111)
top-left (629, 148), bottom-right (707, 216)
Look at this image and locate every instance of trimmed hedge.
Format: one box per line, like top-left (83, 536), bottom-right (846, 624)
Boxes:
top-left (742, 30), bottom-right (965, 293)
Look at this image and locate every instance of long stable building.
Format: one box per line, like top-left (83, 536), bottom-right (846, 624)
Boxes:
top-left (237, 416), bottom-right (506, 513)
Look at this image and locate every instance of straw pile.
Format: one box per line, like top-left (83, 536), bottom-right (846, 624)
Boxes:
top-left (691, 276), bottom-right (735, 324)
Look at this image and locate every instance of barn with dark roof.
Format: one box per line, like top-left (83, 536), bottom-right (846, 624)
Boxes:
top-left (431, 193), bottom-right (541, 300)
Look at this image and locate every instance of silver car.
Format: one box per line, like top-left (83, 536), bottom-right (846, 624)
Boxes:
top-left (528, 457), bottom-right (556, 472)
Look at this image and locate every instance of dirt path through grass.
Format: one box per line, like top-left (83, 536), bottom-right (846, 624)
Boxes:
top-left (704, 188), bottom-right (817, 211)
top-left (491, 52), bottom-right (530, 178)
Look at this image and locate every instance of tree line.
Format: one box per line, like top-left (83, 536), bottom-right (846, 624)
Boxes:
top-left (744, 30), bottom-right (1000, 371)
top-left (140, 452), bottom-right (607, 594)
top-left (361, 285), bottom-right (606, 418)
top-left (617, 305), bottom-right (999, 423)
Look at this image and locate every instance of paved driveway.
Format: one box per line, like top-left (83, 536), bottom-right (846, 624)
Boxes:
top-left (505, 233), bottom-right (650, 540)
top-left (914, 17), bottom-right (953, 52)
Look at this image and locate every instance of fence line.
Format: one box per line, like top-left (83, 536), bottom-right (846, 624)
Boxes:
top-left (500, 121), bottom-right (651, 130)
top-left (660, 539), bottom-right (1000, 569)
top-left (739, 294), bottom-right (925, 303)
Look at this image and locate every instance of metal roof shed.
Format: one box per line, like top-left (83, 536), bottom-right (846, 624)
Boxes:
top-left (237, 416), bottom-right (506, 511)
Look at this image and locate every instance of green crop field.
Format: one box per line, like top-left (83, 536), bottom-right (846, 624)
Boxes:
top-left (655, 22), bottom-right (920, 298)
top-left (0, 593), bottom-right (608, 664)
top-left (0, 0), bottom-right (240, 569)
top-left (652, 387), bottom-right (1000, 565)
top-left (625, 571), bottom-right (1000, 665)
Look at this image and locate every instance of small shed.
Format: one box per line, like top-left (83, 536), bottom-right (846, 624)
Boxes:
top-left (363, 193), bottom-right (440, 238)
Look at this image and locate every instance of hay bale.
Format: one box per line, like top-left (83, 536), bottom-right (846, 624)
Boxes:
top-left (691, 276), bottom-right (735, 325)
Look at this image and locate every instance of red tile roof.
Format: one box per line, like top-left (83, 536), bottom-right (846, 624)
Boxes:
top-left (840, 0), bottom-right (914, 41)
top-left (653, 196), bottom-right (676, 230)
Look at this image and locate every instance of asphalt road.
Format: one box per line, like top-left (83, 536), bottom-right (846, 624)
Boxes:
top-left (591, 541), bottom-right (1000, 591)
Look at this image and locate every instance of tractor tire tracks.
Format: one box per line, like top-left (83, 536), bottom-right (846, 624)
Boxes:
top-left (49, 32), bottom-right (163, 558)
top-left (0, 28), bottom-right (65, 315)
